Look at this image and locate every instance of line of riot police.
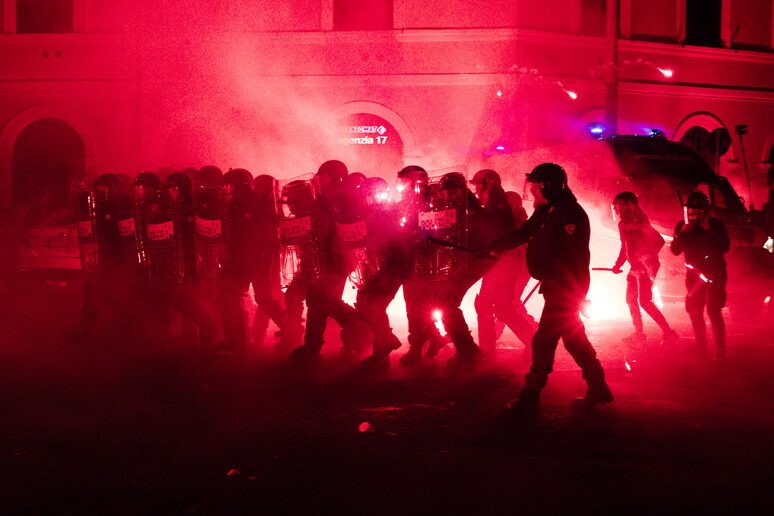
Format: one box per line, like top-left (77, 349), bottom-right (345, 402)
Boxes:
top-left (279, 161), bottom-right (525, 371)
top-left (66, 161), bottom-right (533, 373)
top-left (67, 166), bottom-right (288, 352)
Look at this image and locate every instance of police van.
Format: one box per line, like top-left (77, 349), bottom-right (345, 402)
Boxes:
top-left (483, 134), bottom-right (774, 316)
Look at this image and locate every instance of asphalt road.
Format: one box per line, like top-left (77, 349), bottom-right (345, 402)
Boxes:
top-left (2, 273), bottom-right (773, 514)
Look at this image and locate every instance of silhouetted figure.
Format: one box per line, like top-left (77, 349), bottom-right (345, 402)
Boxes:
top-left (490, 163), bottom-right (613, 412)
top-left (69, 174), bottom-right (136, 346)
top-left (250, 174), bottom-right (289, 348)
top-left (215, 168), bottom-right (258, 353)
top-left (405, 172), bottom-right (485, 372)
top-left (671, 191), bottom-right (730, 360)
top-left (326, 173), bottom-right (402, 369)
top-left (164, 171), bottom-right (219, 350)
top-left (288, 160), bottom-right (372, 365)
top-left (392, 166), bottom-right (451, 366)
top-left (610, 191), bottom-right (679, 347)
top-left (470, 169), bottom-right (536, 359)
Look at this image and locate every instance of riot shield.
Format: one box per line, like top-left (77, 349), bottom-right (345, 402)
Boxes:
top-left (277, 178), bottom-right (321, 287)
top-left (414, 172), bottom-right (468, 280)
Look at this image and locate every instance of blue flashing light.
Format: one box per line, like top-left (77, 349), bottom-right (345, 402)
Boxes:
top-left (649, 129), bottom-right (666, 138)
top-left (590, 126), bottom-right (604, 135)
top-left (495, 145), bottom-right (505, 151)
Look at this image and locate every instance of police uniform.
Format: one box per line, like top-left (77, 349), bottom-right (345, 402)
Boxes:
top-left (671, 215), bottom-right (730, 357)
top-left (491, 163), bottom-right (611, 410)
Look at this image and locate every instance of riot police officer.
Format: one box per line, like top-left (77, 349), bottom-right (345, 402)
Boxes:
top-left (288, 160), bottom-right (372, 364)
top-left (671, 191), bottom-right (730, 360)
top-left (345, 173), bottom-right (407, 369)
top-left (214, 168), bottom-right (257, 353)
top-left (69, 173), bottom-right (137, 346)
top-left (251, 174), bottom-right (289, 348)
top-left (394, 166), bottom-right (449, 365)
top-left (404, 171), bottom-right (485, 371)
top-left (490, 163), bottom-right (613, 412)
top-left (164, 171), bottom-right (219, 349)
top-left (470, 169), bottom-right (537, 359)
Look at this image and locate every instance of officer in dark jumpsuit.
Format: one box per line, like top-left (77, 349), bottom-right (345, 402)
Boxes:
top-left (670, 191), bottom-right (730, 360)
top-left (397, 167), bottom-right (458, 365)
top-left (354, 175), bottom-right (412, 369)
top-left (405, 172), bottom-right (487, 371)
top-left (288, 160), bottom-right (372, 364)
top-left (250, 174), bottom-right (289, 348)
top-left (215, 168), bottom-right (258, 353)
top-left (164, 172), bottom-right (219, 350)
top-left (489, 163), bottom-right (613, 411)
top-left (69, 174), bottom-right (135, 346)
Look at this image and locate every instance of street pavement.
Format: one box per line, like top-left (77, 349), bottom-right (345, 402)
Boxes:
top-left (1, 273), bottom-right (773, 514)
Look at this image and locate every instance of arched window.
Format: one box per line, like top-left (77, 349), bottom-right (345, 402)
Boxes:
top-left (679, 126), bottom-right (731, 172)
top-left (12, 118), bottom-right (85, 224)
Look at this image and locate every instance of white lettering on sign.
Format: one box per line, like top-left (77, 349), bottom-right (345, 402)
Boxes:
top-left (336, 221), bottom-right (368, 243)
top-left (343, 126), bottom-right (387, 134)
top-left (337, 136), bottom-right (389, 146)
top-left (195, 216), bottom-right (222, 239)
top-left (418, 209), bottom-right (457, 231)
top-left (118, 218), bottom-right (136, 237)
top-left (77, 221), bottom-right (93, 238)
top-left (148, 221), bottom-right (175, 241)
top-left (279, 216), bottom-right (312, 240)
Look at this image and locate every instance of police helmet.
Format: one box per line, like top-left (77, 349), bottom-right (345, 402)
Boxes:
top-left (397, 165), bottom-right (426, 180)
top-left (316, 160), bottom-right (348, 183)
top-left (254, 174), bottom-right (277, 198)
top-left (439, 172), bottom-right (467, 191)
top-left (134, 172), bottom-right (162, 203)
top-left (94, 173), bottom-right (122, 189)
top-left (224, 168), bottom-right (253, 192)
top-left (685, 191), bottom-right (710, 210)
top-left (166, 172), bottom-right (193, 205)
top-left (197, 165), bottom-right (224, 187)
top-left (526, 163), bottom-right (567, 200)
top-left (134, 172), bottom-right (161, 189)
top-left (366, 177), bottom-right (389, 196)
top-left (470, 169), bottom-right (501, 188)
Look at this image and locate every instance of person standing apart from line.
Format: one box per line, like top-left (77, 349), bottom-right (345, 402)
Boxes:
top-left (670, 191), bottom-right (730, 361)
top-left (610, 191), bottom-right (679, 347)
top-left (489, 163), bottom-right (613, 412)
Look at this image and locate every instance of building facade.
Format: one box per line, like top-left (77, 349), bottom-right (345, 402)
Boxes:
top-left (2, 0), bottom-right (774, 213)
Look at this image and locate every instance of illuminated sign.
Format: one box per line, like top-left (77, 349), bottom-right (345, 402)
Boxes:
top-left (336, 112), bottom-right (404, 176)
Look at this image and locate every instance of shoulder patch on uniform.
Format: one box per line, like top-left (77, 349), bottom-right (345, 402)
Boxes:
top-left (565, 224), bottom-right (576, 234)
